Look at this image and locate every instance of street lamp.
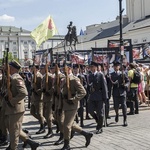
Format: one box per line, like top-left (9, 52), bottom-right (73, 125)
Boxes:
top-left (119, 0), bottom-right (124, 56)
top-left (119, 0), bottom-right (125, 83)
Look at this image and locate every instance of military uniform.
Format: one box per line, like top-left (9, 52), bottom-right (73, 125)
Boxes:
top-left (53, 69), bottom-right (65, 145)
top-left (88, 61), bottom-right (108, 134)
top-left (30, 67), bottom-right (46, 134)
top-left (42, 70), bottom-right (54, 138)
top-left (73, 64), bottom-right (87, 127)
top-left (111, 63), bottom-right (129, 126)
top-left (60, 63), bottom-right (93, 150)
top-left (5, 61), bottom-right (27, 150)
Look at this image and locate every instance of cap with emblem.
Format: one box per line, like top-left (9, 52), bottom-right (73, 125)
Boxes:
top-left (73, 64), bottom-right (79, 69)
top-left (63, 61), bottom-right (72, 68)
top-left (113, 60), bottom-right (121, 66)
top-left (9, 60), bottom-right (21, 70)
top-left (90, 61), bottom-right (98, 67)
top-left (39, 64), bottom-right (46, 69)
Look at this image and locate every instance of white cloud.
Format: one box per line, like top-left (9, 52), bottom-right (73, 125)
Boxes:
top-left (0, 14), bottom-right (15, 22)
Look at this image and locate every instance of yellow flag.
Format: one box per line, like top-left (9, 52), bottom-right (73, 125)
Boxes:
top-left (30, 15), bottom-right (58, 47)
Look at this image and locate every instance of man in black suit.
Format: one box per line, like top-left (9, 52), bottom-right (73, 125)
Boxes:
top-left (88, 61), bottom-right (108, 134)
top-left (110, 61), bottom-right (129, 126)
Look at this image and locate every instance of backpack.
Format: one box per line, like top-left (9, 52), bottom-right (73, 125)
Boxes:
top-left (131, 69), bottom-right (141, 84)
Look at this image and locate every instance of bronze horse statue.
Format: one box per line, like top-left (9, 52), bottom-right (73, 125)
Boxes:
top-left (65, 26), bottom-right (78, 50)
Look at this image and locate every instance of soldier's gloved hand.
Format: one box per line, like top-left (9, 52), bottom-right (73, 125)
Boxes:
top-left (42, 89), bottom-right (46, 93)
top-left (66, 99), bottom-right (74, 105)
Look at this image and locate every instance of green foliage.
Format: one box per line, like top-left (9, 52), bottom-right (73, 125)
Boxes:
top-left (0, 52), bottom-right (19, 65)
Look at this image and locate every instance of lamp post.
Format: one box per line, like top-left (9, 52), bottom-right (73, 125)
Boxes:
top-left (119, 0), bottom-right (124, 57)
top-left (119, 0), bottom-right (125, 84)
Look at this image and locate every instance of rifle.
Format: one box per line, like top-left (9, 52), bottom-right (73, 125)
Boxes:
top-left (32, 54), bottom-right (37, 91)
top-left (55, 64), bottom-right (60, 95)
top-left (45, 61), bottom-right (49, 92)
top-left (5, 48), bottom-right (12, 106)
top-left (64, 64), bottom-right (71, 99)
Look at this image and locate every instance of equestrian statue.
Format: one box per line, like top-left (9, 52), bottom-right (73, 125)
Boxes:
top-left (65, 21), bottom-right (78, 50)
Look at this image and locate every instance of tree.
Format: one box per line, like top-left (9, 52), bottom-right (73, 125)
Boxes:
top-left (0, 52), bottom-right (18, 65)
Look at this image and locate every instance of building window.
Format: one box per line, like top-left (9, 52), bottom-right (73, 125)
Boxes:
top-left (24, 41), bottom-right (28, 45)
top-left (13, 42), bottom-right (17, 45)
top-left (31, 41), bottom-right (35, 45)
top-left (24, 51), bottom-right (28, 59)
top-left (13, 46), bottom-right (17, 51)
top-left (13, 52), bottom-right (18, 58)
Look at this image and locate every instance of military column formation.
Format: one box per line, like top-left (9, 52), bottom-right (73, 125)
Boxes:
top-left (0, 57), bottom-right (134, 150)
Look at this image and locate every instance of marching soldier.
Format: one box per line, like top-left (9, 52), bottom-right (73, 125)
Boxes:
top-left (60, 62), bottom-right (93, 150)
top-left (0, 68), bottom-right (8, 146)
top-left (40, 64), bottom-right (54, 139)
top-left (30, 64), bottom-right (46, 134)
top-left (73, 64), bottom-right (87, 127)
top-left (110, 61), bottom-right (129, 126)
top-left (5, 60), bottom-right (39, 150)
top-left (88, 61), bottom-right (108, 134)
top-left (53, 63), bottom-right (65, 145)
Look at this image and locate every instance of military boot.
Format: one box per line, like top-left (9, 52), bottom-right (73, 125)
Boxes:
top-left (26, 138), bottom-right (39, 150)
top-left (61, 140), bottom-right (70, 150)
top-left (80, 130), bottom-right (93, 147)
top-left (123, 115), bottom-right (128, 127)
top-left (96, 116), bottom-right (103, 134)
top-left (54, 132), bottom-right (64, 145)
top-left (0, 135), bottom-right (8, 146)
top-left (44, 128), bottom-right (54, 139)
top-left (36, 124), bottom-right (45, 134)
top-left (115, 113), bottom-right (119, 123)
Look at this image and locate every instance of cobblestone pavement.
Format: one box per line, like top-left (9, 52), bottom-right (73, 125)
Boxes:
top-left (1, 102), bottom-right (150, 150)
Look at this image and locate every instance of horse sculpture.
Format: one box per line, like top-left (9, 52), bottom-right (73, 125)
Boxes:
top-left (65, 25), bottom-right (78, 50)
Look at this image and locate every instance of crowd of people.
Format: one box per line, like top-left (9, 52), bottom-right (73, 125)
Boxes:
top-left (0, 59), bottom-right (149, 150)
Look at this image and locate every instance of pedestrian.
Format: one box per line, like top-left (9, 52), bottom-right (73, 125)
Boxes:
top-left (127, 63), bottom-right (139, 115)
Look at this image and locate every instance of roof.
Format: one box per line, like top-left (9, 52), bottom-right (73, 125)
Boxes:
top-left (90, 16), bottom-right (150, 41)
top-left (0, 26), bottom-right (30, 33)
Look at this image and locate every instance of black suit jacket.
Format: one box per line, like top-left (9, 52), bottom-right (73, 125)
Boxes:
top-left (88, 72), bottom-right (108, 101)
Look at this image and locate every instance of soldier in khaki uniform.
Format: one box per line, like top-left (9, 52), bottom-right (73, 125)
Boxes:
top-left (60, 62), bottom-right (93, 150)
top-left (5, 60), bottom-right (39, 150)
top-left (53, 63), bottom-right (65, 145)
top-left (40, 64), bottom-right (54, 138)
top-left (0, 68), bottom-right (8, 146)
top-left (30, 65), bottom-right (46, 134)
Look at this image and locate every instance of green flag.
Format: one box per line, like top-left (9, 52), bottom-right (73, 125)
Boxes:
top-left (31, 15), bottom-right (58, 47)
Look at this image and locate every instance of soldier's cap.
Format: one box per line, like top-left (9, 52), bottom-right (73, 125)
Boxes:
top-left (49, 62), bottom-right (56, 69)
top-left (89, 61), bottom-right (98, 67)
top-left (9, 60), bottom-right (21, 70)
top-left (80, 64), bottom-right (86, 69)
top-left (63, 61), bottom-right (72, 68)
top-left (73, 64), bottom-right (79, 69)
top-left (39, 64), bottom-right (46, 69)
top-left (113, 61), bottom-right (121, 66)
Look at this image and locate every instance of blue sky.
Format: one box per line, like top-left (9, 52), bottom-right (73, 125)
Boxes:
top-left (0, 0), bottom-right (126, 35)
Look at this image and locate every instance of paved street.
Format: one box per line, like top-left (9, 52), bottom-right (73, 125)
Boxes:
top-left (1, 102), bottom-right (150, 150)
